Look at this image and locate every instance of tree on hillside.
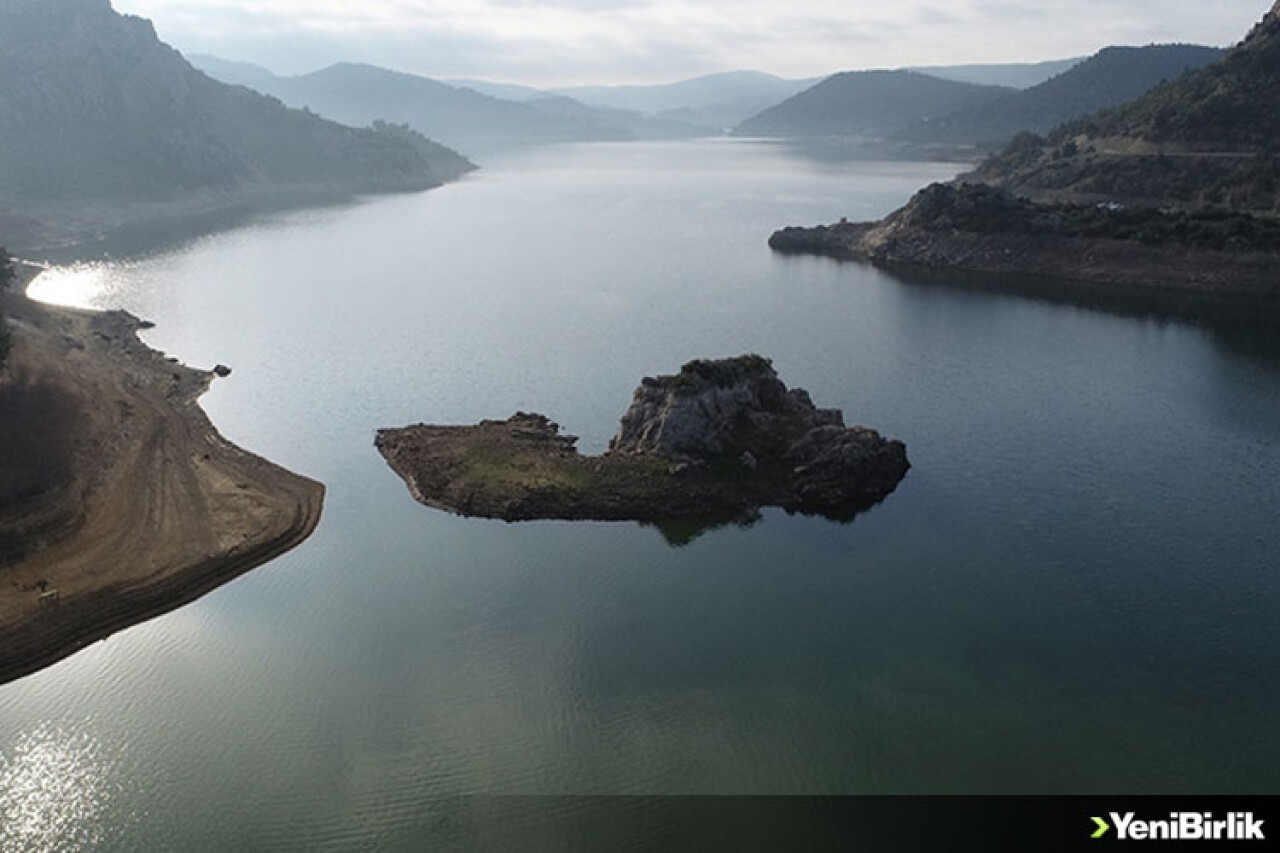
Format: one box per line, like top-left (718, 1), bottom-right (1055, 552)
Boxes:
top-left (0, 247), bottom-right (13, 291)
top-left (0, 247), bottom-right (12, 368)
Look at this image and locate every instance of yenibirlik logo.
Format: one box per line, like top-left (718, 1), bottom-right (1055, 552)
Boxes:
top-left (1091, 813), bottom-right (1266, 842)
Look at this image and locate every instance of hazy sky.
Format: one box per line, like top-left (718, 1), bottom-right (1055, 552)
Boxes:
top-left (112, 0), bottom-right (1273, 86)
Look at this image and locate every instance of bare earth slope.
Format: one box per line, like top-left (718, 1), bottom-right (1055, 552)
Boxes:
top-left (0, 280), bottom-right (323, 685)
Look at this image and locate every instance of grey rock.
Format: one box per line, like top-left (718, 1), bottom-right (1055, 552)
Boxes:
top-left (611, 355), bottom-right (810, 459)
top-left (607, 355), bottom-right (910, 510)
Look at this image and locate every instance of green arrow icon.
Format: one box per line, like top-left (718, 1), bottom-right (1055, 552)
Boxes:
top-left (1092, 816), bottom-right (1111, 839)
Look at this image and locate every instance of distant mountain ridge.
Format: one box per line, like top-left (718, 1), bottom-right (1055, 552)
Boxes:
top-left (732, 44), bottom-right (1225, 156)
top-left (0, 0), bottom-right (473, 250)
top-left (900, 45), bottom-right (1225, 147)
top-left (190, 57), bottom-right (711, 155)
top-left (556, 72), bottom-right (818, 130)
top-left (906, 58), bottom-right (1085, 90)
top-left (1059, 6), bottom-right (1280, 150)
top-left (732, 71), bottom-right (1011, 140)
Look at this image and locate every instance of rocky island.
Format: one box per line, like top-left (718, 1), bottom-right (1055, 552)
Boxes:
top-left (770, 2), bottom-right (1280, 305)
top-left (376, 356), bottom-right (909, 524)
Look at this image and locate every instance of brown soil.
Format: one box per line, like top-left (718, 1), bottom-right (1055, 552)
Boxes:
top-left (0, 276), bottom-right (323, 685)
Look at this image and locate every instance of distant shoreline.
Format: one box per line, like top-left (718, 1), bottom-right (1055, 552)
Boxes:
top-left (2, 182), bottom-right (450, 257)
top-left (0, 266), bottom-right (324, 684)
top-left (769, 215), bottom-right (1280, 308)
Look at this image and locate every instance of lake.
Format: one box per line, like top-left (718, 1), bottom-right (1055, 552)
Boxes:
top-left (4, 139), bottom-right (1279, 849)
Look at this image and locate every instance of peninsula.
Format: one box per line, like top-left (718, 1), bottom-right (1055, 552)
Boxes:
top-left (0, 265), bottom-right (324, 685)
top-left (376, 356), bottom-right (909, 524)
top-left (770, 3), bottom-right (1280, 303)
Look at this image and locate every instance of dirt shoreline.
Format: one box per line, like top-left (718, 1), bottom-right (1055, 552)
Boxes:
top-left (0, 268), bottom-right (324, 685)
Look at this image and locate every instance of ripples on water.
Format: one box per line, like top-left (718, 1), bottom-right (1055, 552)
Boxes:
top-left (0, 723), bottom-right (119, 852)
top-left (3, 141), bottom-right (1279, 848)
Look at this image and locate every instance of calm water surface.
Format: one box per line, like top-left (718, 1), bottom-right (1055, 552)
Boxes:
top-left (5, 140), bottom-right (1280, 849)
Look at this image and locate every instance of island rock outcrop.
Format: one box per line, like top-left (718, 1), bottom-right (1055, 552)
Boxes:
top-left (610, 355), bottom-right (844, 458)
top-left (376, 356), bottom-right (909, 525)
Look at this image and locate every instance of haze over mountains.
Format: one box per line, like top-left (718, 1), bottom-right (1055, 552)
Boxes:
top-left (554, 72), bottom-right (818, 130)
top-left (189, 56), bottom-right (680, 155)
top-left (0, 0), bottom-right (473, 250)
top-left (449, 62), bottom-right (1073, 125)
top-left (0, 0), bottom-right (1254, 254)
top-left (191, 38), bottom-right (1229, 165)
top-left (191, 60), bottom-right (819, 149)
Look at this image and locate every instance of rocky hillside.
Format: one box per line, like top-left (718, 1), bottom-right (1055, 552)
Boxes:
top-left (0, 0), bottom-right (473, 250)
top-left (1063, 6), bottom-right (1280, 149)
top-left (769, 4), bottom-right (1280, 301)
top-left (979, 2), bottom-right (1280, 211)
top-left (900, 45), bottom-right (1223, 148)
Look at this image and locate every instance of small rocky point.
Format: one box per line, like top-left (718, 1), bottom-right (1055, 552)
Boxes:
top-left (375, 356), bottom-right (909, 523)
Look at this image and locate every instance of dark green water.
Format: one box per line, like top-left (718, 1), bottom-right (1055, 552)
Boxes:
top-left (3, 140), bottom-right (1278, 849)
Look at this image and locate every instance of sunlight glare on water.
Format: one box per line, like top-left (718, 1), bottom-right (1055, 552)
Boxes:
top-left (0, 722), bottom-right (116, 853)
top-left (24, 263), bottom-right (127, 310)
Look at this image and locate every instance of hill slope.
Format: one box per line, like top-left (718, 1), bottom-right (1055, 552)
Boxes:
top-left (1061, 11), bottom-right (1280, 149)
top-left (732, 71), bottom-right (1010, 139)
top-left (0, 0), bottom-right (473, 250)
top-left (901, 45), bottom-right (1224, 148)
top-left (979, 4), bottom-right (1280, 211)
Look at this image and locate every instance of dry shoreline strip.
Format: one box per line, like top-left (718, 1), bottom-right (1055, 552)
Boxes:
top-left (0, 268), bottom-right (324, 685)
